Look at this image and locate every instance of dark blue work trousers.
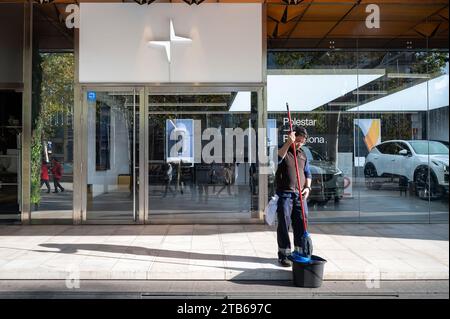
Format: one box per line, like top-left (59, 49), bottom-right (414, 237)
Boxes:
top-left (276, 191), bottom-right (309, 259)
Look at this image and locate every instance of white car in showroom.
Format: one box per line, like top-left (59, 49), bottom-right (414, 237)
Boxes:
top-left (364, 140), bottom-right (449, 200)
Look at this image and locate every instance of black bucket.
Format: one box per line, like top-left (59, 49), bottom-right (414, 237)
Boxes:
top-left (292, 255), bottom-right (327, 288)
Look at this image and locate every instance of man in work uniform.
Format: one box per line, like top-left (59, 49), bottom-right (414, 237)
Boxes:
top-left (275, 126), bottom-right (312, 267)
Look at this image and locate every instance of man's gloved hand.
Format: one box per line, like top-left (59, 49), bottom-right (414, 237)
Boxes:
top-left (302, 186), bottom-right (311, 199)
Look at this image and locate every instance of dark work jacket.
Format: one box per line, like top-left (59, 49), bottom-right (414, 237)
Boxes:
top-left (275, 147), bottom-right (312, 193)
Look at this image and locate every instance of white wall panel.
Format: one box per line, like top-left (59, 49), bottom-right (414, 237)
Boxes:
top-left (80, 3), bottom-right (262, 83)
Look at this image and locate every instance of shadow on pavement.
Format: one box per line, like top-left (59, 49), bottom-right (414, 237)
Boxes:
top-left (37, 243), bottom-right (278, 265)
top-left (34, 243), bottom-right (297, 285)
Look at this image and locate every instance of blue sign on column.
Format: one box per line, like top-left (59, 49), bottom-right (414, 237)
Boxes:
top-left (87, 91), bottom-right (96, 102)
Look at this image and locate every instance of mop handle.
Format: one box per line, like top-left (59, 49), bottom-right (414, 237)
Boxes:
top-left (286, 103), bottom-right (308, 233)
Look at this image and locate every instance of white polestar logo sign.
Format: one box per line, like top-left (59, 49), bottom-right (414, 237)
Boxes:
top-left (148, 20), bottom-right (192, 63)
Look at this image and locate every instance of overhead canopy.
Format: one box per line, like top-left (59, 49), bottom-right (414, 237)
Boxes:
top-left (348, 73), bottom-right (449, 112)
top-left (267, 70), bottom-right (385, 111)
top-left (6, 0), bottom-right (448, 50)
top-left (229, 91), bottom-right (252, 112)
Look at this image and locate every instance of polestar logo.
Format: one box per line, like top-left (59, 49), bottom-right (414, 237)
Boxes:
top-left (148, 20), bottom-right (192, 63)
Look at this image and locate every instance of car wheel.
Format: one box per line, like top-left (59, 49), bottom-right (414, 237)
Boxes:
top-left (364, 163), bottom-right (381, 190)
top-left (414, 167), bottom-right (444, 201)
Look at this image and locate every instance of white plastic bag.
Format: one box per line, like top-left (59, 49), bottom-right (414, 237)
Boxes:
top-left (264, 194), bottom-right (279, 226)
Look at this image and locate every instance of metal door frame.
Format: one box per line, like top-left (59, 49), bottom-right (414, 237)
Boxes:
top-left (77, 86), bottom-right (144, 225)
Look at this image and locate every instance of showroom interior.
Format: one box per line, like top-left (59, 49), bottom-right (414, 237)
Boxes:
top-left (0, 0), bottom-right (448, 225)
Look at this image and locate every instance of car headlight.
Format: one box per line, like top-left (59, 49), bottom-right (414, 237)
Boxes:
top-left (432, 160), bottom-right (449, 173)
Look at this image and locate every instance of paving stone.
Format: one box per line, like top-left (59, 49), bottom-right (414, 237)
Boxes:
top-left (0, 224), bottom-right (447, 281)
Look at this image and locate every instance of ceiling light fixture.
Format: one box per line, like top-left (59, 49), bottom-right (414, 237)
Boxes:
top-left (328, 102), bottom-right (358, 107)
top-left (183, 0), bottom-right (205, 5)
top-left (387, 73), bottom-right (430, 79)
top-left (352, 90), bottom-right (388, 95)
top-left (134, 0), bottom-right (156, 5)
top-left (282, 0), bottom-right (304, 5)
top-left (34, 0), bottom-right (55, 4)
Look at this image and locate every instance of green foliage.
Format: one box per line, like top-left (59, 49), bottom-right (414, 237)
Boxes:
top-left (30, 53), bottom-right (74, 206)
top-left (270, 52), bottom-right (316, 69)
top-left (380, 113), bottom-right (412, 141)
top-left (270, 51), bottom-right (358, 69)
top-left (269, 51), bottom-right (448, 74)
top-left (410, 52), bottom-right (449, 75)
top-left (30, 118), bottom-right (43, 206)
top-left (39, 53), bottom-right (74, 136)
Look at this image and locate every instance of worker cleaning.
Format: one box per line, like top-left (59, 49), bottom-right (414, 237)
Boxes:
top-left (273, 103), bottom-right (326, 287)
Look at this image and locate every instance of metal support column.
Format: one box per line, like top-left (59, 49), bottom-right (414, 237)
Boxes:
top-left (257, 87), bottom-right (268, 220)
top-left (137, 87), bottom-right (145, 224)
top-left (256, 2), bottom-right (268, 221)
top-left (21, 0), bottom-right (32, 224)
top-left (143, 87), bottom-right (149, 223)
top-left (73, 27), bottom-right (82, 224)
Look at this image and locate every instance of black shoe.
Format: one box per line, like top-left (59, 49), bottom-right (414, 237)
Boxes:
top-left (278, 257), bottom-right (292, 267)
top-left (60, 188), bottom-right (64, 192)
top-left (53, 190), bottom-right (58, 193)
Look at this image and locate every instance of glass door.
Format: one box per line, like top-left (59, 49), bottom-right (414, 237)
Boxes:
top-left (147, 90), bottom-right (261, 222)
top-left (83, 89), bottom-right (139, 222)
top-left (0, 90), bottom-right (22, 223)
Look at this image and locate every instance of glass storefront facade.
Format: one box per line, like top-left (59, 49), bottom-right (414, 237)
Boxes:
top-left (267, 51), bottom-right (449, 223)
top-left (0, 1), bottom-right (448, 224)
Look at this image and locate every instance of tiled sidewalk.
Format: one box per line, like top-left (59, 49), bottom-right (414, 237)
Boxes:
top-left (0, 224), bottom-right (448, 281)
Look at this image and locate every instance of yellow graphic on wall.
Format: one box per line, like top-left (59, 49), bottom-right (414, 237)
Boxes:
top-left (364, 120), bottom-right (381, 151)
top-left (354, 119), bottom-right (381, 167)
